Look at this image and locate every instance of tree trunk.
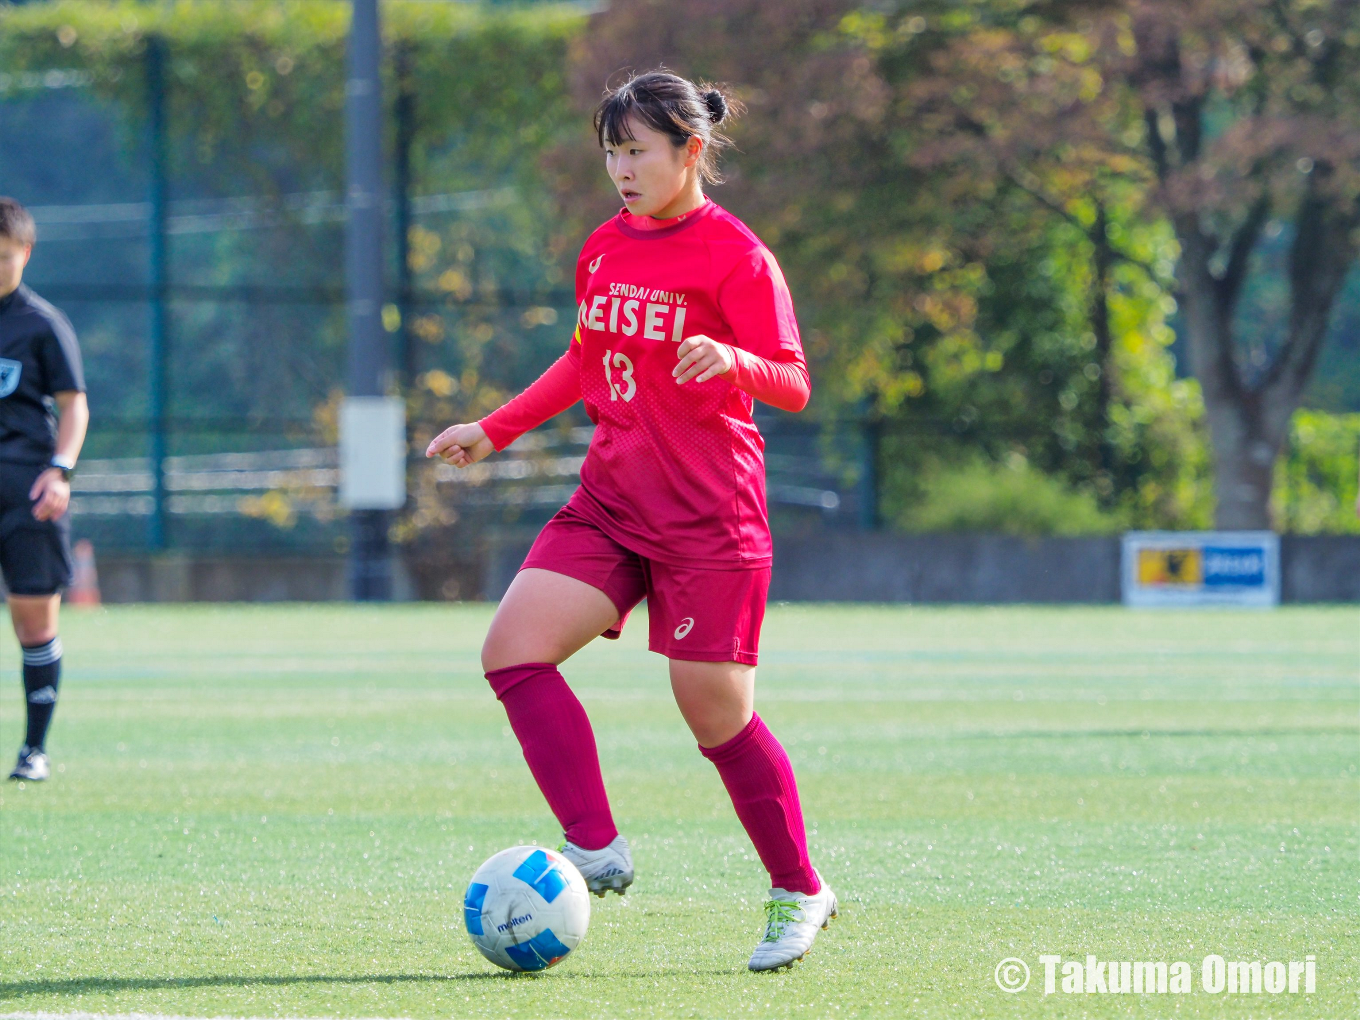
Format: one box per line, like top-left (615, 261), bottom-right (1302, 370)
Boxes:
top-left (1088, 203), bottom-right (1116, 492)
top-left (1174, 186), bottom-right (1356, 530)
top-left (1171, 210), bottom-right (1281, 530)
top-left (1201, 390), bottom-right (1278, 530)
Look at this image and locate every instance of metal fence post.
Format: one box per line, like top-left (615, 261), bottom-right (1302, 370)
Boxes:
top-left (394, 40), bottom-right (416, 390)
top-left (858, 414), bottom-right (881, 531)
top-left (145, 35), bottom-right (170, 550)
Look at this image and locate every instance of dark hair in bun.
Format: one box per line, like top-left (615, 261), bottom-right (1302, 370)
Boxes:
top-left (595, 70), bottom-right (744, 184)
top-left (702, 89), bottom-right (728, 125)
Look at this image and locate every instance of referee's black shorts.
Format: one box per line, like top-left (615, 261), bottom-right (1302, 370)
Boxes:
top-left (0, 461), bottom-right (72, 596)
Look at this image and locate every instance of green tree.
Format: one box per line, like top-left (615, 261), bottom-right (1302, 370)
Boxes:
top-left (1273, 410), bottom-right (1360, 534)
top-left (1, 0), bottom-right (586, 553)
top-left (0, 0), bottom-right (584, 420)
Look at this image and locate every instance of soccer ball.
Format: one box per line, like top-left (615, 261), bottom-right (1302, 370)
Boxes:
top-left (463, 845), bottom-right (591, 972)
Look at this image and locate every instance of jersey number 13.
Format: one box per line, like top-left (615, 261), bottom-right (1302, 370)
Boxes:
top-left (602, 350), bottom-right (636, 402)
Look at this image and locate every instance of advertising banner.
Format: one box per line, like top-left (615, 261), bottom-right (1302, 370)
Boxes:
top-left (1122, 532), bottom-right (1280, 607)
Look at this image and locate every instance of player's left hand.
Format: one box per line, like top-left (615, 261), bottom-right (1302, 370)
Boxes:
top-left (29, 468), bottom-right (70, 521)
top-left (674, 335), bottom-right (735, 385)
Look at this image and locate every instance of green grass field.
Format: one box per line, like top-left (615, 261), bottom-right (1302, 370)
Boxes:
top-left (0, 603), bottom-right (1356, 1018)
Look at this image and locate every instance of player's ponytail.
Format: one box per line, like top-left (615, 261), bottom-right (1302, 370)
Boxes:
top-left (594, 71), bottom-right (744, 184)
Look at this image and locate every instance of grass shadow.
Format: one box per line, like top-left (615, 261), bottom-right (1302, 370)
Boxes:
top-left (0, 967), bottom-right (747, 1000)
top-left (951, 726), bottom-right (1351, 740)
top-left (0, 973), bottom-right (510, 999)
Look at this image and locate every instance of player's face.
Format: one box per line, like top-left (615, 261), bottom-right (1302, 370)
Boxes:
top-left (0, 236), bottom-right (31, 298)
top-left (604, 117), bottom-right (702, 217)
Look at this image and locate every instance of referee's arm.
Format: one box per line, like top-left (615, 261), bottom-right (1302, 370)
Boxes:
top-left (30, 391), bottom-right (88, 521)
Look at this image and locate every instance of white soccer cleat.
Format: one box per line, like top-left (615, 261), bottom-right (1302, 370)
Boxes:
top-left (9, 746), bottom-right (50, 782)
top-left (558, 834), bottom-right (634, 897)
top-left (748, 871), bottom-right (837, 971)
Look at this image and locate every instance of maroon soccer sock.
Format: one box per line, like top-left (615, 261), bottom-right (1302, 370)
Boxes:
top-left (699, 713), bottom-right (820, 894)
top-left (485, 662), bottom-right (618, 851)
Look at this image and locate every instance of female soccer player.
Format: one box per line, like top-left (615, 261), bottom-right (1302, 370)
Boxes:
top-left (427, 71), bottom-right (834, 971)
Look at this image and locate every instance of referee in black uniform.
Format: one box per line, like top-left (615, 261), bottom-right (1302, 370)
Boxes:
top-left (0, 197), bottom-right (89, 782)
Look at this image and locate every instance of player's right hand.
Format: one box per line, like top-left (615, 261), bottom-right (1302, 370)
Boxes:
top-left (426, 422), bottom-right (493, 468)
top-left (29, 467), bottom-right (71, 521)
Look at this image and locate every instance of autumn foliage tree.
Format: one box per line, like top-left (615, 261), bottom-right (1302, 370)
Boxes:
top-left (1127, 0), bottom-right (1360, 529)
top-left (852, 0), bottom-right (1359, 529)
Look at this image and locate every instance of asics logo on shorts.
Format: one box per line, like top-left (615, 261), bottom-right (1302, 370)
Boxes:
top-left (674, 617), bottom-right (695, 640)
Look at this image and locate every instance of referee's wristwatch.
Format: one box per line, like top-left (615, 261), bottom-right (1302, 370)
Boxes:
top-left (49, 454), bottom-right (76, 481)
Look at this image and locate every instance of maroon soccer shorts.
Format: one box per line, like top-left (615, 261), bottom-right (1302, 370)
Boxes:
top-left (520, 503), bottom-right (770, 665)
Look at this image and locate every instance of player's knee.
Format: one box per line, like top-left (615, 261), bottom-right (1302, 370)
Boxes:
top-left (14, 621), bottom-right (57, 647)
top-left (687, 707), bottom-right (752, 749)
top-left (10, 603), bottom-right (58, 647)
top-left (482, 633), bottom-right (561, 674)
top-left (481, 633), bottom-right (519, 674)
top-left (481, 611), bottom-right (554, 673)
top-left (480, 642), bottom-right (501, 674)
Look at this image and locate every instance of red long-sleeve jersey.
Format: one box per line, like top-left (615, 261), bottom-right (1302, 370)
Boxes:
top-left (481, 200), bottom-right (809, 568)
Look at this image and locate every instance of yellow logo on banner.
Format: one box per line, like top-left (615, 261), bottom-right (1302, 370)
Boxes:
top-left (1137, 548), bottom-right (1203, 587)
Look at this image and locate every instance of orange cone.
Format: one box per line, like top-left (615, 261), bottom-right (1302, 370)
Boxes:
top-left (68, 539), bottom-right (101, 607)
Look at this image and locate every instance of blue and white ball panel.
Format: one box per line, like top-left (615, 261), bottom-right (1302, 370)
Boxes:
top-left (504, 927), bottom-right (574, 972)
top-left (463, 845), bottom-right (590, 972)
top-left (513, 848), bottom-right (571, 903)
top-left (463, 881), bottom-right (489, 936)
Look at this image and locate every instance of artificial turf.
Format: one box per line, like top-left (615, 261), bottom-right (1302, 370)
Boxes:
top-left (0, 603), bottom-right (1355, 1018)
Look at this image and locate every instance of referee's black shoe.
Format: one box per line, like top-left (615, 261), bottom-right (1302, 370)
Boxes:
top-left (9, 745), bottom-right (49, 781)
